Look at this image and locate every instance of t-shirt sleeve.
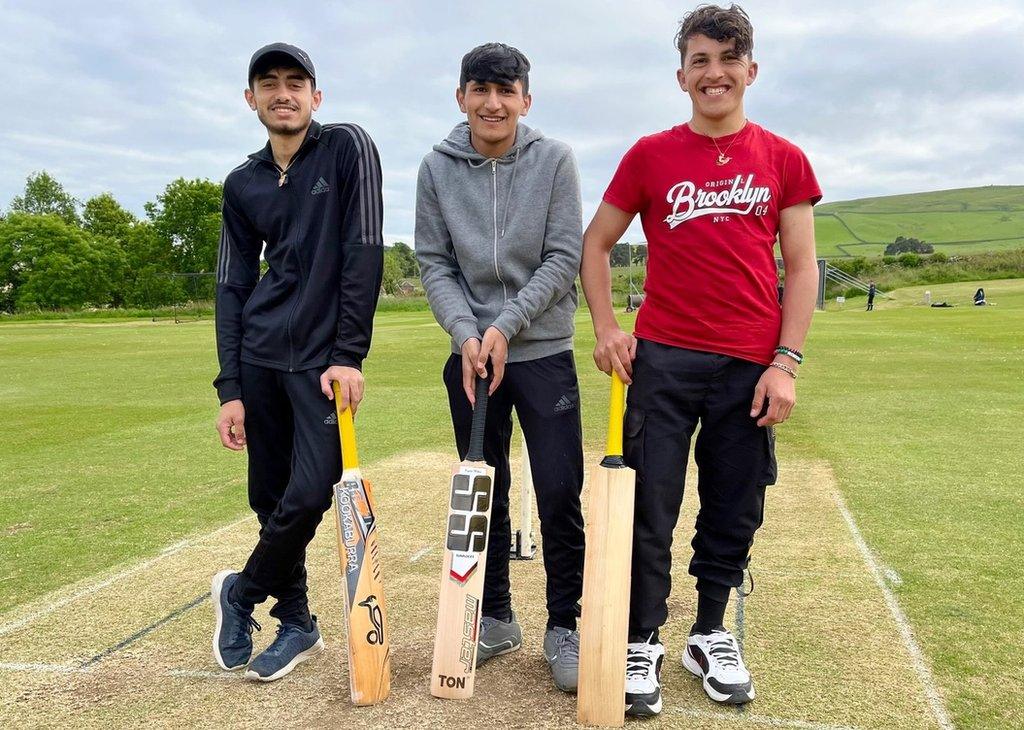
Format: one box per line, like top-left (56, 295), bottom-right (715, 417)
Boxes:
top-left (779, 143), bottom-right (822, 209)
top-left (602, 139), bottom-right (647, 214)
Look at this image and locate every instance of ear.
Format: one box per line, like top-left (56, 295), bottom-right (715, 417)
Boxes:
top-left (244, 88), bottom-right (257, 111)
top-left (311, 88), bottom-right (323, 111)
top-left (676, 67), bottom-right (688, 93)
top-left (746, 60), bottom-right (758, 86)
top-left (456, 87), bottom-right (467, 113)
top-left (520, 93), bottom-right (532, 117)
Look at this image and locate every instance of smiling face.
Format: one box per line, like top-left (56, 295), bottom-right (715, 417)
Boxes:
top-left (456, 79), bottom-right (531, 158)
top-left (245, 66), bottom-right (321, 137)
top-left (677, 34), bottom-right (757, 131)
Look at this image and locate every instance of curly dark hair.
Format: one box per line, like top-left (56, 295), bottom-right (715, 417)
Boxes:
top-left (459, 42), bottom-right (531, 95)
top-left (675, 4), bottom-right (754, 63)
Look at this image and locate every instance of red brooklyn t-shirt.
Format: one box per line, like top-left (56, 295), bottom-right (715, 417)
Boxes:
top-left (604, 122), bottom-right (821, 365)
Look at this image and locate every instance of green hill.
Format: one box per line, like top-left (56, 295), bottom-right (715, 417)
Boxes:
top-left (814, 185), bottom-right (1024, 257)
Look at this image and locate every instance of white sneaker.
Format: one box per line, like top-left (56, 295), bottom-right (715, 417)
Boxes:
top-left (683, 627), bottom-right (755, 704)
top-left (624, 634), bottom-right (664, 717)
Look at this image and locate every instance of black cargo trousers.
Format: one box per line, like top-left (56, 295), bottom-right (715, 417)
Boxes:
top-left (231, 362), bottom-right (342, 626)
top-left (624, 339), bottom-right (777, 634)
top-left (443, 350), bottom-right (586, 631)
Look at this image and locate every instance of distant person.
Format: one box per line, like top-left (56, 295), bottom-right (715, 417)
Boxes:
top-left (867, 281), bottom-right (876, 311)
top-left (415, 43), bottom-right (586, 692)
top-left (974, 287), bottom-right (986, 306)
top-left (210, 43), bottom-right (384, 681)
top-left (581, 4), bottom-right (820, 716)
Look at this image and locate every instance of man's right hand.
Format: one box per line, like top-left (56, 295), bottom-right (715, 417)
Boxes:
top-left (461, 337), bottom-right (483, 405)
top-left (593, 326), bottom-right (637, 383)
top-left (217, 399), bottom-right (246, 451)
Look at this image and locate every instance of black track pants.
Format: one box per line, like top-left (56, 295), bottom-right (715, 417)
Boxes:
top-left (443, 351), bottom-right (585, 630)
top-left (624, 339), bottom-right (777, 633)
top-left (232, 362), bottom-right (341, 625)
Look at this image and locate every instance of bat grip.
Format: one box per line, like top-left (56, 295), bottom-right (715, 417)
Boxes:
top-left (332, 382), bottom-right (359, 469)
top-left (605, 372), bottom-right (626, 459)
top-left (467, 374), bottom-right (490, 462)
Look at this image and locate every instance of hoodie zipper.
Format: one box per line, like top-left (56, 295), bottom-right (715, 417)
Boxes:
top-left (491, 160), bottom-right (508, 301)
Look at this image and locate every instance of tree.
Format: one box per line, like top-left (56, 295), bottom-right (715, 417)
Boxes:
top-left (0, 213), bottom-right (124, 310)
top-left (84, 193), bottom-right (136, 240)
top-left (145, 178), bottom-right (223, 273)
top-left (389, 241), bottom-right (419, 277)
top-left (885, 236), bottom-right (933, 255)
top-left (9, 171), bottom-right (81, 226)
top-left (381, 248), bottom-right (404, 295)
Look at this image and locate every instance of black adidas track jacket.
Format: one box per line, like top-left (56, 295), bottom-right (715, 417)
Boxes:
top-left (213, 120), bottom-right (384, 404)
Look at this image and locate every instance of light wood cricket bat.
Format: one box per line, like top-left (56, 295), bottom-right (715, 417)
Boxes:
top-left (430, 375), bottom-right (495, 699)
top-left (578, 372), bottom-right (635, 727)
top-left (332, 382), bottom-right (390, 706)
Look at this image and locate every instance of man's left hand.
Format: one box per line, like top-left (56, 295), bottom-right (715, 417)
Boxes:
top-left (476, 326), bottom-right (508, 395)
top-left (320, 365), bottom-right (365, 414)
top-left (750, 365), bottom-right (796, 427)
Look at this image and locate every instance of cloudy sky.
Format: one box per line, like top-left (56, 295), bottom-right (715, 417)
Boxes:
top-left (2, 0), bottom-right (1022, 242)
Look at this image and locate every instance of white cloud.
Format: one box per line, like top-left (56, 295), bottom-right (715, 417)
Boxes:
top-left (1, 0), bottom-right (1021, 239)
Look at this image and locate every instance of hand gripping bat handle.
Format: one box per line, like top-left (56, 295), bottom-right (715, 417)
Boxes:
top-left (332, 381), bottom-right (359, 470)
top-left (602, 372), bottom-right (626, 466)
top-left (467, 374), bottom-right (491, 462)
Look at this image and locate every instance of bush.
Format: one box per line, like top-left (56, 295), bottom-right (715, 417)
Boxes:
top-left (898, 253), bottom-right (922, 268)
top-left (883, 255), bottom-right (898, 265)
top-left (930, 251), bottom-right (948, 264)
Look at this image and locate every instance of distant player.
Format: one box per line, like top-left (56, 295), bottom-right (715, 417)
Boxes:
top-left (416, 43), bottom-right (586, 691)
top-left (867, 281), bottom-right (877, 310)
top-left (580, 5), bottom-right (820, 715)
top-left (211, 43), bottom-right (383, 681)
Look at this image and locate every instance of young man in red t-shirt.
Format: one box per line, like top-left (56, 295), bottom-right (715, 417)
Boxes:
top-left (580, 4), bottom-right (820, 716)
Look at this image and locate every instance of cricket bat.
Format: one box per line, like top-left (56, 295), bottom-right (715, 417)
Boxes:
top-left (577, 372), bottom-right (635, 727)
top-left (332, 382), bottom-right (391, 706)
top-left (431, 374), bottom-right (495, 699)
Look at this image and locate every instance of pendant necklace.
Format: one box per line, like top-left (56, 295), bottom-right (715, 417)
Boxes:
top-left (696, 120), bottom-right (746, 166)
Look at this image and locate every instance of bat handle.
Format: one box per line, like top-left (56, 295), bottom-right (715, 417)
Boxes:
top-left (332, 381), bottom-right (359, 470)
top-left (605, 372), bottom-right (626, 460)
top-left (467, 374), bottom-right (490, 462)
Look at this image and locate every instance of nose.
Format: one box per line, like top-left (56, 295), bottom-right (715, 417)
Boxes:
top-left (484, 89), bottom-right (502, 110)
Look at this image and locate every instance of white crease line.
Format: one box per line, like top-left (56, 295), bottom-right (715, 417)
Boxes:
top-left (834, 492), bottom-right (954, 730)
top-left (0, 662), bottom-right (91, 674)
top-left (0, 515), bottom-right (255, 637)
top-left (166, 669), bottom-right (243, 681)
top-left (670, 706), bottom-right (860, 730)
top-left (409, 547), bottom-right (432, 563)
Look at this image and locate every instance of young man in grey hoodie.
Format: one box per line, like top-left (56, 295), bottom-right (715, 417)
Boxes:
top-left (415, 42), bottom-right (585, 692)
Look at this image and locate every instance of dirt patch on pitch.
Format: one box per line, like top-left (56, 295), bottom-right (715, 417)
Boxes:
top-left (0, 451), bottom-right (945, 728)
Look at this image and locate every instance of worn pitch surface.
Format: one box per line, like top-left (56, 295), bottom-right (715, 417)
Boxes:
top-left (0, 450), bottom-right (944, 729)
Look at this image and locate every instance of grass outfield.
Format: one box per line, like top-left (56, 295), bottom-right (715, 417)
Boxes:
top-left (1, 280), bottom-right (1022, 726)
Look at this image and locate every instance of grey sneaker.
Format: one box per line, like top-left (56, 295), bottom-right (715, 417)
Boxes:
top-left (476, 611), bottom-right (522, 667)
top-left (244, 616), bottom-right (325, 682)
top-left (543, 626), bottom-right (580, 692)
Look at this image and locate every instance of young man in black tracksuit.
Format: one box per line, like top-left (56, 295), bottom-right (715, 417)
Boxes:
top-left (415, 43), bottom-right (586, 692)
top-left (211, 43), bottom-right (383, 682)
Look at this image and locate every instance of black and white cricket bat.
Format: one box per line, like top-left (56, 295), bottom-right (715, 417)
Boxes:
top-left (430, 374), bottom-right (495, 699)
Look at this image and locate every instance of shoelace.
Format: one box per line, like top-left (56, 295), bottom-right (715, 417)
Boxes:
top-left (625, 646), bottom-right (653, 679)
top-left (706, 632), bottom-right (741, 669)
top-left (244, 615), bottom-right (262, 635)
top-left (556, 632), bottom-right (580, 663)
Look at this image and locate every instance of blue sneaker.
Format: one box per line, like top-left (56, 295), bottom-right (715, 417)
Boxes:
top-left (211, 569), bottom-right (261, 670)
top-left (244, 616), bottom-right (325, 682)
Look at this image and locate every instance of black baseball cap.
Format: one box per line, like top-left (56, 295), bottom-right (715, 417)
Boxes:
top-left (248, 43), bottom-right (316, 87)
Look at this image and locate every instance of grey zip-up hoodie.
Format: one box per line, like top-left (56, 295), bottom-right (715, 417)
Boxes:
top-left (415, 122), bottom-right (582, 361)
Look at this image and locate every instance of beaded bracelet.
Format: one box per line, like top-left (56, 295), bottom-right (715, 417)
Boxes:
top-left (775, 346), bottom-right (804, 364)
top-left (769, 361), bottom-right (798, 379)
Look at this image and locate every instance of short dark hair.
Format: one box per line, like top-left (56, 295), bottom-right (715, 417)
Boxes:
top-left (675, 4), bottom-right (754, 64)
top-left (460, 43), bottom-right (531, 95)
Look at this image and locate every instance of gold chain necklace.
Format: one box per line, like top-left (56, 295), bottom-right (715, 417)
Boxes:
top-left (693, 121), bottom-right (746, 166)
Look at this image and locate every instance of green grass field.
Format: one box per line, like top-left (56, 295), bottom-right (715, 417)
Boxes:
top-left (813, 185), bottom-right (1024, 257)
top-left (2, 279), bottom-right (1022, 727)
